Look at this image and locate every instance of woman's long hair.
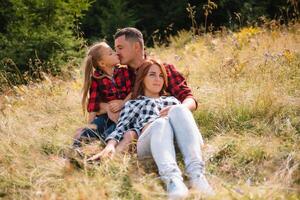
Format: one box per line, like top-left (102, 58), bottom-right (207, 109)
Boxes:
top-left (82, 42), bottom-right (107, 114)
top-left (132, 59), bottom-right (168, 99)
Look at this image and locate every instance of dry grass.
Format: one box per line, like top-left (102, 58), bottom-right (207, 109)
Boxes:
top-left (0, 23), bottom-right (299, 199)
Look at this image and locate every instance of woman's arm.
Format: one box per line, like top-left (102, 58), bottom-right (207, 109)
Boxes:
top-left (105, 101), bottom-right (139, 143)
top-left (87, 101), bottom-right (138, 161)
top-left (159, 96), bottom-right (181, 117)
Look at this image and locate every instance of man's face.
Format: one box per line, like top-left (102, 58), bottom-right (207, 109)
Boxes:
top-left (114, 35), bottom-right (136, 65)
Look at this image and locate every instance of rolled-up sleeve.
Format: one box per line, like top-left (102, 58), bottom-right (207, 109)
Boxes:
top-left (165, 64), bottom-right (198, 107)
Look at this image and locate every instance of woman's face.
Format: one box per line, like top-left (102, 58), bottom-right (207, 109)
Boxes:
top-left (143, 64), bottom-right (164, 97)
top-left (98, 45), bottom-right (120, 68)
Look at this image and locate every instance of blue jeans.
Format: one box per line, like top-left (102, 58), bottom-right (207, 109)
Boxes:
top-left (137, 105), bottom-right (204, 183)
top-left (73, 114), bottom-right (116, 147)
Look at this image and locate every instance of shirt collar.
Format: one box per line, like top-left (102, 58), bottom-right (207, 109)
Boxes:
top-left (93, 66), bottom-right (119, 79)
top-left (137, 95), bottom-right (164, 100)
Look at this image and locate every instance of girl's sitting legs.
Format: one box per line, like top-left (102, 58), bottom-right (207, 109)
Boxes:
top-left (73, 114), bottom-right (115, 147)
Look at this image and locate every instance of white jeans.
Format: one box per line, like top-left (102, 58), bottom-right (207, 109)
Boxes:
top-left (137, 105), bottom-right (205, 183)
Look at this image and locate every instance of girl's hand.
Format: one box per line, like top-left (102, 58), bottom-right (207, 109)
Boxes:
top-left (108, 100), bottom-right (124, 113)
top-left (107, 109), bottom-right (120, 123)
top-left (87, 140), bottom-right (117, 161)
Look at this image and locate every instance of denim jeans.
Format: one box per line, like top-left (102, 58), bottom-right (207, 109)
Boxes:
top-left (73, 114), bottom-right (116, 147)
top-left (137, 105), bottom-right (205, 183)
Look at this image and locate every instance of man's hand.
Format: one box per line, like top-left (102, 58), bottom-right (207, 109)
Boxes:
top-left (159, 106), bottom-right (173, 117)
top-left (87, 140), bottom-right (117, 161)
top-left (108, 100), bottom-right (124, 113)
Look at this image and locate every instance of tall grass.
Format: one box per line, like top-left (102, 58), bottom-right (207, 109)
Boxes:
top-left (0, 23), bottom-right (299, 199)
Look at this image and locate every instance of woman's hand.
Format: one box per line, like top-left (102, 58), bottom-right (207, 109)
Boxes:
top-left (87, 140), bottom-right (117, 161)
top-left (108, 100), bottom-right (124, 113)
top-left (159, 106), bottom-right (173, 117)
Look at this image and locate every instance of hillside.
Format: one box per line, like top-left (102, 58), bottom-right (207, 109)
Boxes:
top-left (0, 24), bottom-right (299, 199)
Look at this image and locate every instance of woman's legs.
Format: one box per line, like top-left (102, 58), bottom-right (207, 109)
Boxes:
top-left (168, 105), bottom-right (214, 195)
top-left (137, 118), bottom-right (188, 199)
top-left (168, 105), bottom-right (204, 176)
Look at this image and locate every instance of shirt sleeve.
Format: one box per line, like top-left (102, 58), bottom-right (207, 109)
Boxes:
top-left (167, 96), bottom-right (181, 106)
top-left (105, 101), bottom-right (137, 143)
top-left (87, 78), bottom-right (101, 112)
top-left (165, 64), bottom-right (198, 108)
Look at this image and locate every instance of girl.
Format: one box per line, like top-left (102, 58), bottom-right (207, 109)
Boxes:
top-left (89, 59), bottom-right (214, 199)
top-left (73, 42), bottom-right (136, 153)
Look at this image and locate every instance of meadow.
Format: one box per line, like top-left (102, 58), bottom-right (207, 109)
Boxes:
top-left (0, 23), bottom-right (299, 199)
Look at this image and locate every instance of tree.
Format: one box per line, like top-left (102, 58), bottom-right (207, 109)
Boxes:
top-left (80, 0), bottom-right (138, 46)
top-left (100, 0), bottom-right (138, 46)
top-left (0, 0), bottom-right (90, 76)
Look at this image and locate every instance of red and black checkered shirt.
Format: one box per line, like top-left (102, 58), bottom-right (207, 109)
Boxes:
top-left (164, 63), bottom-right (196, 104)
top-left (87, 66), bottom-right (135, 112)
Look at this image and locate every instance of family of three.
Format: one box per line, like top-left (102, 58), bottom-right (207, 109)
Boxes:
top-left (73, 27), bottom-right (215, 199)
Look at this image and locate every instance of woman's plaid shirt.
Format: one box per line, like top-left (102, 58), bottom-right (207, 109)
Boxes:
top-left (105, 96), bottom-right (181, 142)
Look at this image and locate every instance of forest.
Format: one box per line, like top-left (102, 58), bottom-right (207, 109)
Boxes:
top-left (0, 0), bottom-right (299, 91)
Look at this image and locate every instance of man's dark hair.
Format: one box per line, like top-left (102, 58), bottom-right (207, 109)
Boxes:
top-left (114, 27), bottom-right (144, 48)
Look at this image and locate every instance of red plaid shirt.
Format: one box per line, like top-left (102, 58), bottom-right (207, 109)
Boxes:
top-left (164, 63), bottom-right (196, 104)
top-left (87, 66), bottom-right (135, 112)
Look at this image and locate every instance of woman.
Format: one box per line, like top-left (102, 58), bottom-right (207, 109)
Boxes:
top-left (89, 59), bottom-right (214, 199)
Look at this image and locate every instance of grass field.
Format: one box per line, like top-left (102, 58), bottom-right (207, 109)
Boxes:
top-left (0, 23), bottom-right (299, 199)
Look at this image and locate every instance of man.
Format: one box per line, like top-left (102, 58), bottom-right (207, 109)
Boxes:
top-left (97, 27), bottom-right (199, 154)
top-left (113, 27), bottom-right (197, 113)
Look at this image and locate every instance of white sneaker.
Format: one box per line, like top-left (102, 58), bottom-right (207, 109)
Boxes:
top-left (190, 174), bottom-right (215, 196)
top-left (166, 177), bottom-right (189, 200)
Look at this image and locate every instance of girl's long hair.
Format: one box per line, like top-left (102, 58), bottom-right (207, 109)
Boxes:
top-left (132, 59), bottom-right (168, 99)
top-left (82, 42), bottom-right (107, 114)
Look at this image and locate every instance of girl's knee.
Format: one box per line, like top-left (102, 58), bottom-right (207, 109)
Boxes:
top-left (117, 131), bottom-right (138, 153)
top-left (123, 130), bottom-right (137, 141)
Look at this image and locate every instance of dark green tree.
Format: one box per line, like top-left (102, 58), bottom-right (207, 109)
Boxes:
top-left (0, 0), bottom-right (90, 75)
top-left (80, 0), bottom-right (138, 46)
top-left (101, 0), bottom-right (138, 46)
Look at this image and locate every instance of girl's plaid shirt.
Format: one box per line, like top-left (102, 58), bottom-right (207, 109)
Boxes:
top-left (105, 95), bottom-right (181, 142)
top-left (87, 66), bottom-right (135, 112)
